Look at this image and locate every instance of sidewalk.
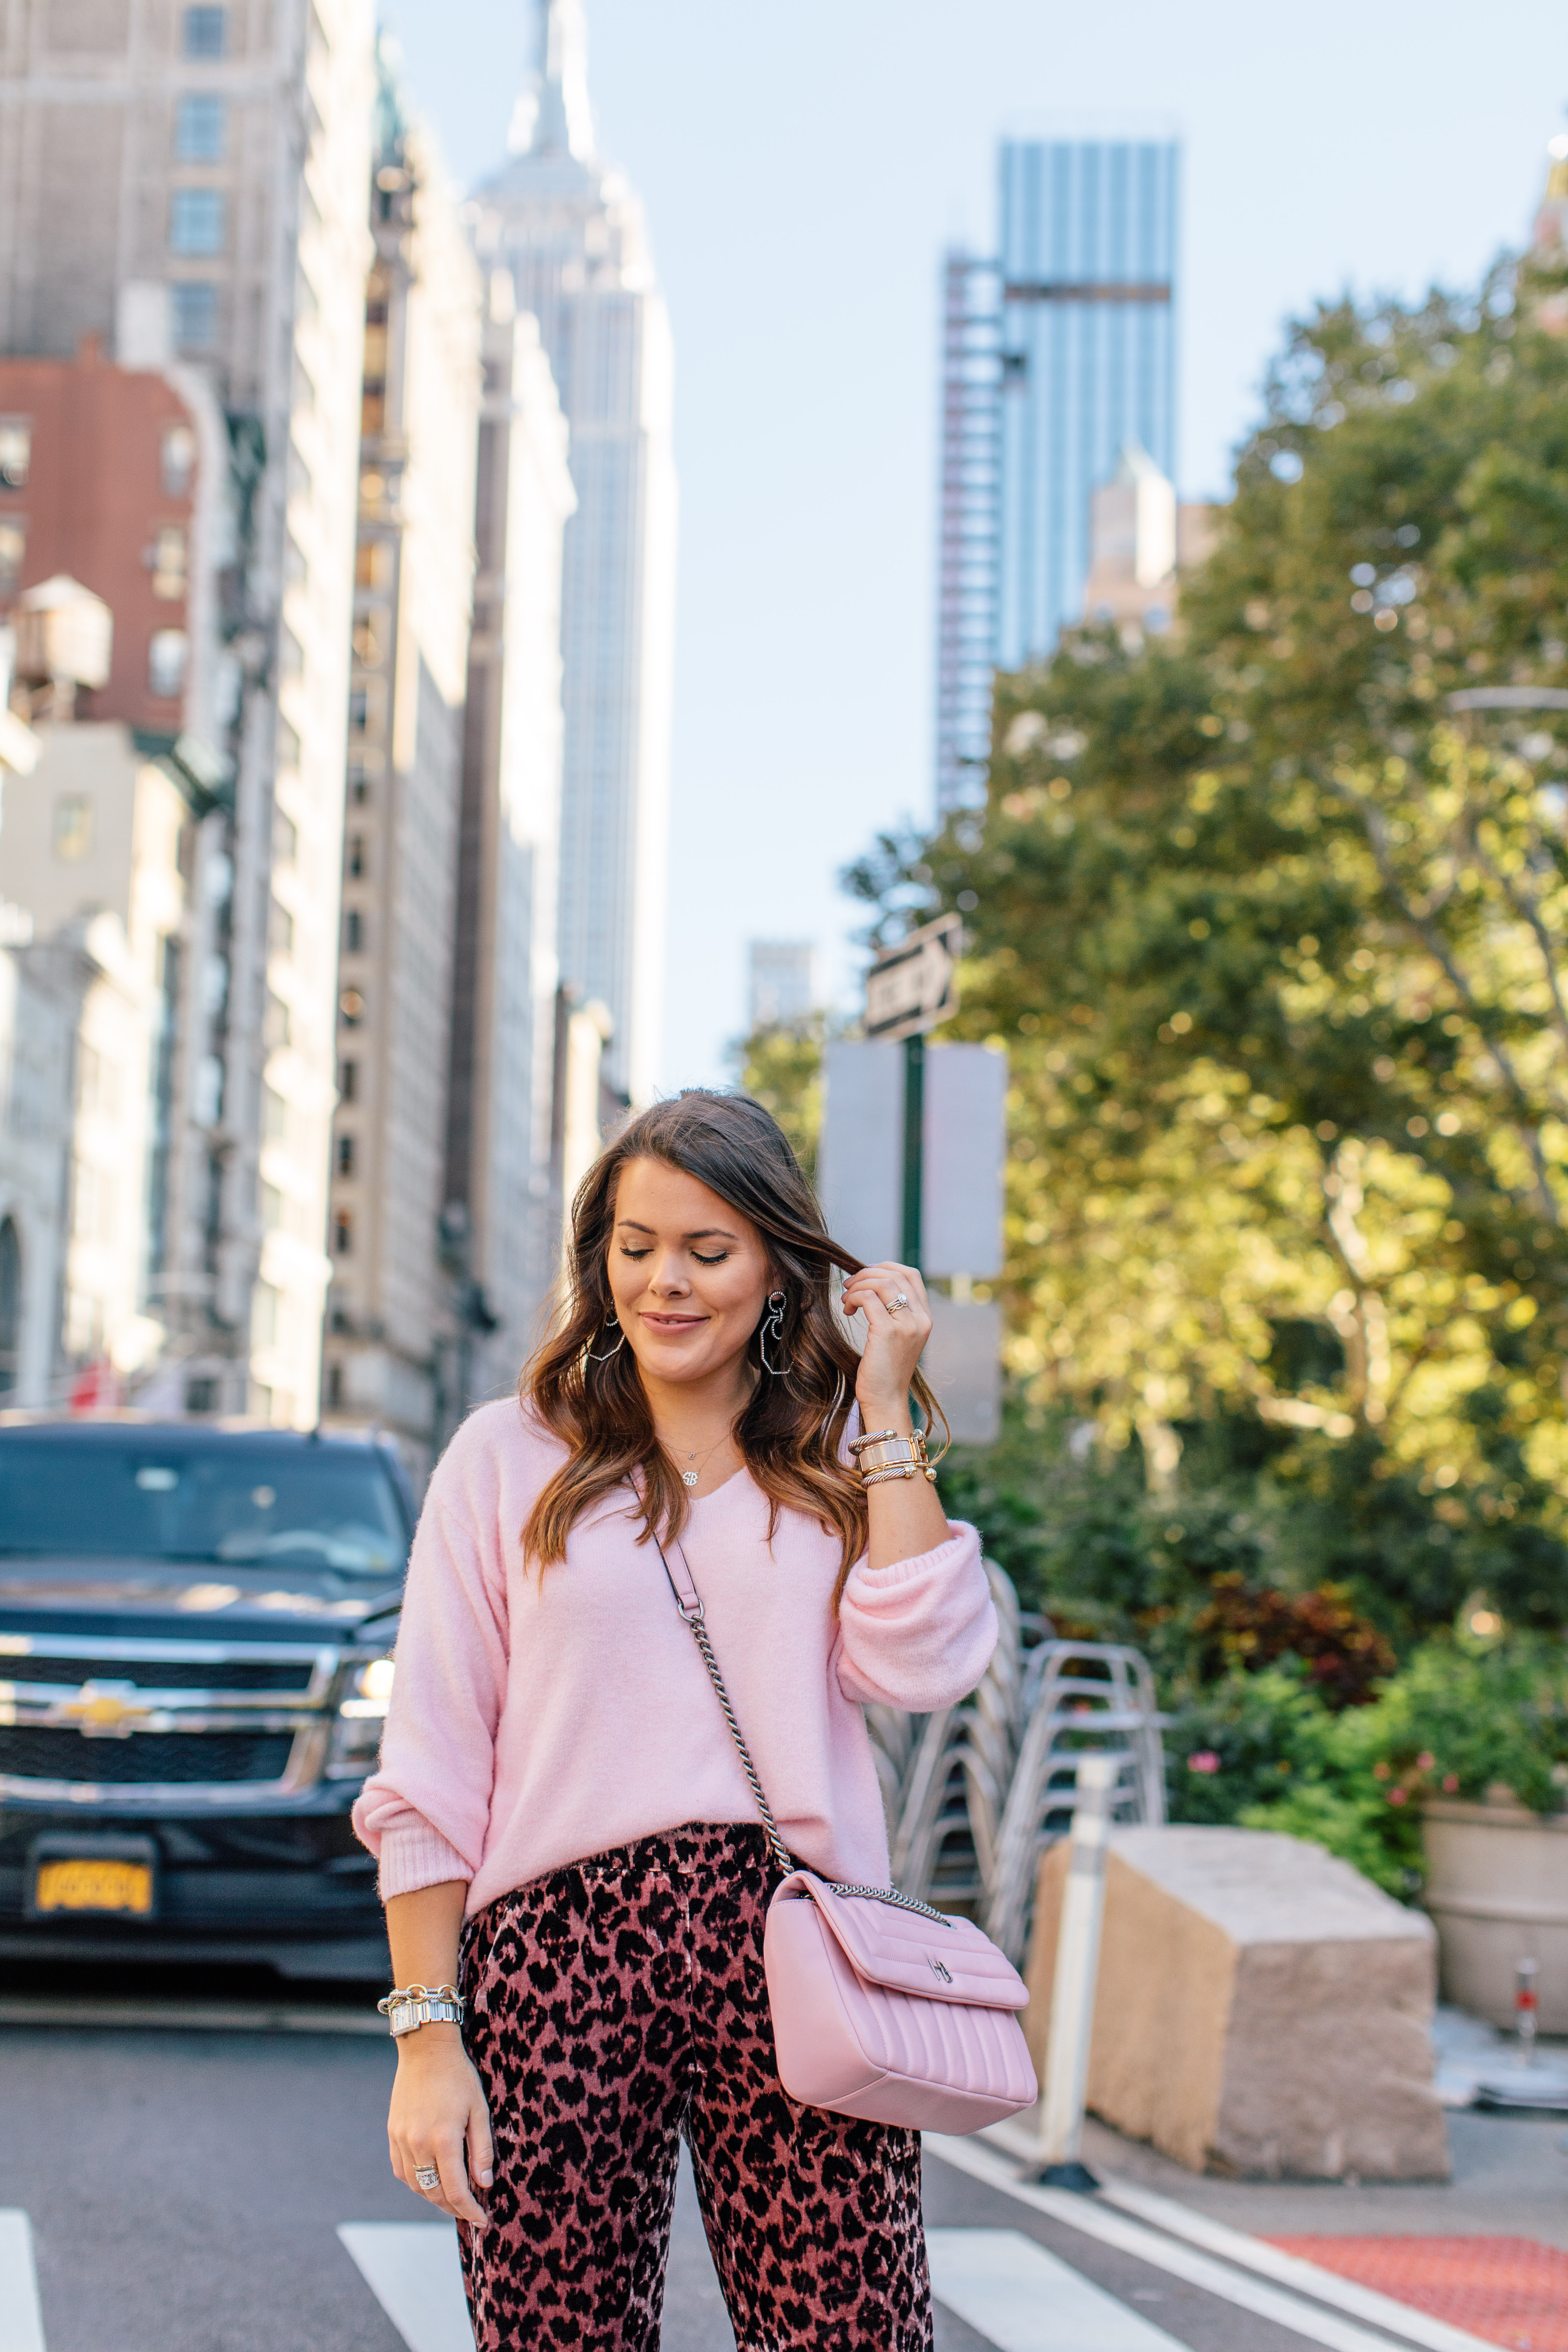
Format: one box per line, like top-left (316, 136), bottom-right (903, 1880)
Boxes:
top-left (1071, 2105), bottom-right (1568, 2255)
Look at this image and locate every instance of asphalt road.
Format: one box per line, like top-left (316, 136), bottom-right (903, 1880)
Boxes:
top-left (4, 1981), bottom-right (1563, 2352)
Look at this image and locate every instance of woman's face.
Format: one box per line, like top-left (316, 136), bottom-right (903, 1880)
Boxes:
top-left (605, 1156), bottom-right (774, 1391)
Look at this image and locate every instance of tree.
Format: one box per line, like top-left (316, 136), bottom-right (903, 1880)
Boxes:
top-left (732, 1015), bottom-right (830, 1184)
top-left (848, 244), bottom-right (1568, 1636)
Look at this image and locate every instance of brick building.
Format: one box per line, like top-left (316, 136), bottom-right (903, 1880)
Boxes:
top-left (0, 342), bottom-right (201, 732)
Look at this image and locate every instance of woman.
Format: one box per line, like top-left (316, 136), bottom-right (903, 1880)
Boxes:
top-left (353, 1088), bottom-right (995, 2352)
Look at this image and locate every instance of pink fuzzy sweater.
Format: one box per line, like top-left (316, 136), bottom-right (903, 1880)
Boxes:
top-left (352, 1399), bottom-right (996, 1917)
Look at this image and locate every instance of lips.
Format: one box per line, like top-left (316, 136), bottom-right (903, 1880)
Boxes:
top-left (641, 1312), bottom-right (707, 1330)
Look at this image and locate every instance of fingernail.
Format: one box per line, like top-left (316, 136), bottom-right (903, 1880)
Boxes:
top-left (480, 2170), bottom-right (493, 2186)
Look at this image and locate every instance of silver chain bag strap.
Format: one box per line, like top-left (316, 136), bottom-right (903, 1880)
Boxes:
top-left (648, 1526), bottom-right (1038, 2131)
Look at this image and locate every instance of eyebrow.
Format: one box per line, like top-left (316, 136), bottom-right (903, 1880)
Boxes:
top-left (616, 1220), bottom-right (739, 1241)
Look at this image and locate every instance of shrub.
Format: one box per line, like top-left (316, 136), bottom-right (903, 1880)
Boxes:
top-left (1190, 1572), bottom-right (1396, 1707)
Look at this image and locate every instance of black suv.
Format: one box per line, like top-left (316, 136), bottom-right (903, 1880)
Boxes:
top-left (0, 1419), bottom-right (413, 1977)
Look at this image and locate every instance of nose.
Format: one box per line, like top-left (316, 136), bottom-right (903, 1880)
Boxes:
top-left (649, 1251), bottom-right (691, 1297)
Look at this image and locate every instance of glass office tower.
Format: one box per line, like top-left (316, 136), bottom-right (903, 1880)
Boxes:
top-left (936, 136), bottom-right (1178, 808)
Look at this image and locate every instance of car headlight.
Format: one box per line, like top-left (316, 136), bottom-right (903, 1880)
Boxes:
top-left (327, 1653), bottom-right (395, 1777)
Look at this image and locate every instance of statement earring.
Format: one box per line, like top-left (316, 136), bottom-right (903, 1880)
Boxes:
top-left (587, 1308), bottom-right (624, 1362)
top-left (758, 1290), bottom-right (792, 1377)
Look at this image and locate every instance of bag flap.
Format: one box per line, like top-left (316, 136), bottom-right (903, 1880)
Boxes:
top-left (771, 1871), bottom-right (1029, 2011)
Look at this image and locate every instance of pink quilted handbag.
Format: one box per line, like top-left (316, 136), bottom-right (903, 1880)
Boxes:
top-left (656, 1536), bottom-right (1038, 2134)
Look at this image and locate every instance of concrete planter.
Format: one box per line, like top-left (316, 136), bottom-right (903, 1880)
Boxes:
top-left (1422, 1793), bottom-right (1568, 2031)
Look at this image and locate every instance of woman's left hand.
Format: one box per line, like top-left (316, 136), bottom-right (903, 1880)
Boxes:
top-left (841, 1262), bottom-right (932, 1427)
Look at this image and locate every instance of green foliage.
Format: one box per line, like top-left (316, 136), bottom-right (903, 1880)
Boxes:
top-left (731, 1016), bottom-right (828, 1183)
top-left (1165, 1637), bottom-right (1568, 1896)
top-left (936, 1391), bottom-right (1467, 1665)
top-left (1374, 1635), bottom-right (1568, 1814)
top-left (852, 250), bottom-right (1568, 1634)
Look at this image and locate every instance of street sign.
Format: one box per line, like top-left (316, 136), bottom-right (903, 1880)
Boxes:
top-left (864, 913), bottom-right (962, 1041)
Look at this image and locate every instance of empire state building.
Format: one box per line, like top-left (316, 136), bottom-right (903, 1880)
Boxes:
top-left (473, 0), bottom-right (677, 1105)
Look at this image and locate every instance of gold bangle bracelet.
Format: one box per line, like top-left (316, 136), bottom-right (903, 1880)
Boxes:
top-left (856, 1434), bottom-right (929, 1476)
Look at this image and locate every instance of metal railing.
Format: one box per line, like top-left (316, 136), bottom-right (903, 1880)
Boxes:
top-left (865, 1561), bottom-right (1167, 1965)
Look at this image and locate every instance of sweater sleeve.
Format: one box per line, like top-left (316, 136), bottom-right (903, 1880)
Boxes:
top-left (351, 1412), bottom-right (512, 1900)
top-left (833, 1519), bottom-right (997, 1711)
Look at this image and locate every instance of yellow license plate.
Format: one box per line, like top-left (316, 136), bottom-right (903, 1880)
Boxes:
top-left (33, 1857), bottom-right (154, 1916)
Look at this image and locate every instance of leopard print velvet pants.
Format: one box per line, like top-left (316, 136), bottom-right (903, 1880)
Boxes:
top-left (456, 1821), bottom-right (933, 2352)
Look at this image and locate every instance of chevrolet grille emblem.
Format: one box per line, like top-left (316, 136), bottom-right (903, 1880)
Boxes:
top-left (62, 1682), bottom-right (150, 1738)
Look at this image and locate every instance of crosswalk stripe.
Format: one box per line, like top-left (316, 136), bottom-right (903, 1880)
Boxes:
top-left (337, 2224), bottom-right (475, 2352)
top-left (926, 2134), bottom-right (1438, 2352)
top-left (0, 2214), bottom-right (46, 2352)
top-left (928, 2228), bottom-right (1187, 2351)
top-left (1100, 2185), bottom-right (1502, 2352)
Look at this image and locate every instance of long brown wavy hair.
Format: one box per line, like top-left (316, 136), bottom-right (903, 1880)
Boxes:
top-left (521, 1089), bottom-right (946, 1599)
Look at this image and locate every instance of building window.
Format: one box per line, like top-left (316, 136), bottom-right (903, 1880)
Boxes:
top-left (0, 522), bottom-right (25, 597)
top-left (348, 764), bottom-right (370, 805)
top-left (148, 629), bottom-right (188, 699)
top-left (338, 1059), bottom-right (358, 1102)
top-left (181, 6), bottom-right (226, 57)
top-left (172, 281), bottom-right (219, 352)
top-left (0, 420), bottom-right (29, 491)
top-left (151, 525), bottom-right (188, 600)
top-left (326, 1363), bottom-right (345, 1409)
top-left (53, 796), bottom-right (92, 861)
top-left (170, 188), bottom-right (226, 257)
top-left (174, 93), bottom-right (226, 160)
top-left (347, 834), bottom-right (365, 879)
top-left (77, 1040), bottom-right (118, 1116)
top-left (348, 689), bottom-right (369, 734)
top-left (343, 908), bottom-right (364, 954)
top-left (251, 1280), bottom-right (279, 1349)
top-left (185, 1374), bottom-right (218, 1414)
top-left (264, 989), bottom-right (291, 1050)
top-left (338, 988), bottom-right (364, 1029)
top-left (268, 898), bottom-right (294, 956)
top-left (336, 1133), bottom-right (356, 1177)
top-left (333, 1210), bottom-right (352, 1256)
top-left (260, 1181), bottom-right (283, 1230)
top-left (355, 540), bottom-right (391, 591)
top-left (273, 806), bottom-right (298, 865)
top-left (262, 1083), bottom-right (287, 1141)
top-left (0, 1217), bottom-right (20, 1398)
top-left (161, 423), bottom-right (196, 496)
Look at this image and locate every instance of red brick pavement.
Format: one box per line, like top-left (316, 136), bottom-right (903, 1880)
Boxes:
top-left (1268, 2236), bottom-right (1568, 2352)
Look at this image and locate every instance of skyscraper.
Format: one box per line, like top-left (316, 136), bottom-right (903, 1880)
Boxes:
top-left (441, 274), bottom-right (575, 1420)
top-left (322, 57), bottom-right (484, 1462)
top-left (748, 940), bottom-right (815, 1035)
top-left (0, 0), bottom-right (376, 1422)
top-left (469, 0), bottom-right (677, 1105)
top-left (935, 135), bottom-right (1179, 810)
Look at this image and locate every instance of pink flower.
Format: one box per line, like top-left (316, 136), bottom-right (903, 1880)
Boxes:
top-left (1389, 1788), bottom-right (1408, 1806)
top-left (1417, 1752), bottom-right (1435, 1772)
top-left (1188, 1751), bottom-right (1221, 1775)
top-left (1442, 1773), bottom-right (1460, 1793)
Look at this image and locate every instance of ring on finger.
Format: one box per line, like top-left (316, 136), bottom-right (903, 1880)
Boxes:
top-left (414, 2164), bottom-right (441, 2192)
top-left (889, 1291), bottom-right (910, 1312)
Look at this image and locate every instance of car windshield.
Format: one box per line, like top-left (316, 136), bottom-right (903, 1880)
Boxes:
top-left (0, 1436), bottom-right (409, 1573)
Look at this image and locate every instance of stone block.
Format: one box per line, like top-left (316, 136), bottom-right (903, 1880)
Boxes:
top-left (1024, 1824), bottom-right (1448, 2180)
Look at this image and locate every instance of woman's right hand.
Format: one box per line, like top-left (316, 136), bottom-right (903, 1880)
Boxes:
top-left (387, 2025), bottom-right (493, 2227)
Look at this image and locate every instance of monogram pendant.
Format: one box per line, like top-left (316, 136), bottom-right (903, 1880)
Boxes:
top-left (682, 1470), bottom-right (699, 1489)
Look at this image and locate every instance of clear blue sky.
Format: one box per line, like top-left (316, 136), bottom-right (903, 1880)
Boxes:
top-left (387, 0), bottom-right (1565, 1092)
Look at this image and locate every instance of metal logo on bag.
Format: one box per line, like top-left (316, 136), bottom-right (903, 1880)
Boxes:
top-left (928, 1956), bottom-right (953, 1983)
